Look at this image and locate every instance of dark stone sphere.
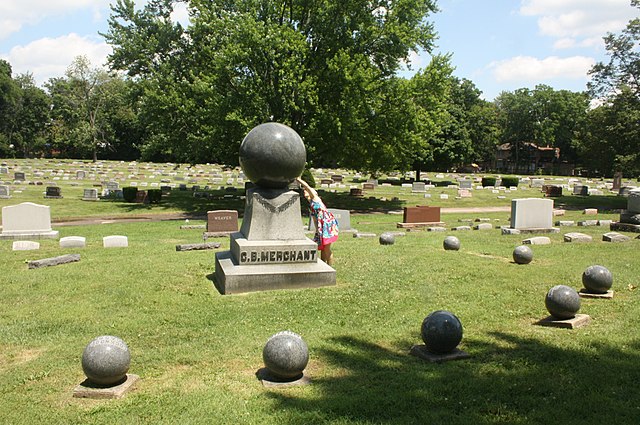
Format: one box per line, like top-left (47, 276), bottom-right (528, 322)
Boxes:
top-left (81, 335), bottom-right (130, 386)
top-left (582, 265), bottom-right (613, 294)
top-left (443, 236), bottom-right (460, 251)
top-left (545, 285), bottom-right (581, 320)
top-left (513, 245), bottom-right (533, 264)
top-left (239, 123), bottom-right (306, 189)
top-left (262, 331), bottom-right (309, 380)
top-left (379, 232), bottom-right (395, 245)
top-left (421, 310), bottom-right (463, 354)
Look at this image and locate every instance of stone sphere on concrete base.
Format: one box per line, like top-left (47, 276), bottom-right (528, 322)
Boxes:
top-left (239, 122), bottom-right (306, 189)
top-left (513, 245), bottom-right (533, 264)
top-left (443, 236), bottom-right (460, 251)
top-left (421, 310), bottom-right (463, 354)
top-left (81, 335), bottom-right (130, 386)
top-left (545, 285), bottom-right (581, 320)
top-left (582, 265), bottom-right (613, 294)
top-left (263, 331), bottom-right (309, 380)
top-left (379, 232), bottom-right (395, 245)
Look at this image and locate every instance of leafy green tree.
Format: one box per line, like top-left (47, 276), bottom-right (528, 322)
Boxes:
top-left (0, 60), bottom-right (21, 156)
top-left (10, 74), bottom-right (50, 158)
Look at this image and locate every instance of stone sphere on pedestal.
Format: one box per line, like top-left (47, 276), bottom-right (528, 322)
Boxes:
top-left (545, 285), bottom-right (581, 320)
top-left (239, 122), bottom-right (306, 189)
top-left (379, 232), bottom-right (395, 245)
top-left (582, 265), bottom-right (613, 294)
top-left (443, 236), bottom-right (460, 251)
top-left (421, 310), bottom-right (463, 354)
top-left (262, 331), bottom-right (309, 380)
top-left (512, 245), bottom-right (533, 264)
top-left (81, 335), bottom-right (130, 386)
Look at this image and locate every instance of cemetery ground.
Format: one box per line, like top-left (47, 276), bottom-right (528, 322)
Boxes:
top-left (1, 161), bottom-right (639, 424)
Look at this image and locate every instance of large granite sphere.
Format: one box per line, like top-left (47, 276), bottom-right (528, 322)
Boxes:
top-left (81, 335), bottom-right (130, 386)
top-left (513, 245), bottom-right (533, 264)
top-left (545, 285), bottom-right (581, 320)
top-left (582, 265), bottom-right (613, 294)
top-left (421, 310), bottom-right (463, 354)
top-left (239, 123), bottom-right (306, 189)
top-left (379, 232), bottom-right (395, 245)
top-left (262, 331), bottom-right (309, 380)
top-left (443, 236), bottom-right (460, 251)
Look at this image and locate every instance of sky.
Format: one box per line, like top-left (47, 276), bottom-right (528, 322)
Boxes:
top-left (0, 0), bottom-right (637, 100)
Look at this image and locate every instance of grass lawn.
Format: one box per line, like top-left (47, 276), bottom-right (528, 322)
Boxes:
top-left (0, 160), bottom-right (639, 424)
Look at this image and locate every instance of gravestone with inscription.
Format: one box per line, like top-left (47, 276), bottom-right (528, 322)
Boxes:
top-left (0, 185), bottom-right (10, 199)
top-left (502, 198), bottom-right (558, 235)
top-left (611, 188), bottom-right (640, 233)
top-left (45, 186), bottom-right (63, 198)
top-left (14, 172), bottom-right (25, 181)
top-left (0, 202), bottom-right (59, 239)
top-left (307, 208), bottom-right (356, 234)
top-left (214, 123), bottom-right (336, 294)
top-left (398, 206), bottom-right (443, 228)
top-left (82, 188), bottom-right (99, 201)
top-left (206, 210), bottom-right (239, 236)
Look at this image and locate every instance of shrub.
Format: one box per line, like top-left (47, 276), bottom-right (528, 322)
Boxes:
top-left (481, 177), bottom-right (497, 187)
top-left (147, 189), bottom-right (162, 204)
top-left (501, 176), bottom-right (519, 187)
top-left (301, 168), bottom-right (316, 188)
top-left (122, 186), bottom-right (138, 203)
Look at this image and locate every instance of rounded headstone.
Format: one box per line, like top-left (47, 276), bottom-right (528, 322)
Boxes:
top-left (443, 236), bottom-right (460, 251)
top-left (582, 265), bottom-right (613, 294)
top-left (512, 245), bottom-right (533, 264)
top-left (262, 331), bottom-right (309, 380)
top-left (239, 123), bottom-right (306, 189)
top-left (545, 285), bottom-right (581, 320)
top-left (421, 310), bottom-right (463, 354)
top-left (81, 335), bottom-right (130, 386)
top-left (379, 232), bottom-right (395, 245)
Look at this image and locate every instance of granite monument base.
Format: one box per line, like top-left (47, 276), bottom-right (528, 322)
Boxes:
top-left (409, 345), bottom-right (471, 363)
top-left (579, 289), bottom-right (614, 299)
top-left (0, 230), bottom-right (59, 240)
top-left (73, 374), bottom-right (139, 399)
top-left (397, 221), bottom-right (446, 229)
top-left (256, 368), bottom-right (311, 388)
top-left (610, 222), bottom-right (640, 233)
top-left (214, 250), bottom-right (336, 295)
top-left (501, 227), bottom-right (559, 235)
top-left (534, 314), bottom-right (591, 329)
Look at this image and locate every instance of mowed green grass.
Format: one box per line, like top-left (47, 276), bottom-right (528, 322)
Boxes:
top-left (1, 203), bottom-right (639, 424)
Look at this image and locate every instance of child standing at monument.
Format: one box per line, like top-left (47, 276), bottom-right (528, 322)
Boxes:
top-left (296, 177), bottom-right (338, 265)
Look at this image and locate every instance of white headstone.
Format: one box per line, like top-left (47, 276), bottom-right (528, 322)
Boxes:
top-left (510, 198), bottom-right (554, 229)
top-left (103, 235), bottom-right (128, 248)
top-left (0, 185), bottom-right (10, 198)
top-left (628, 189), bottom-right (640, 213)
top-left (0, 202), bottom-right (59, 239)
top-left (12, 240), bottom-right (40, 251)
top-left (60, 236), bottom-right (86, 248)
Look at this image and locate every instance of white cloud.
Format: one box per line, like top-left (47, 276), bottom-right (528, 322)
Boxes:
top-left (170, 2), bottom-right (191, 27)
top-left (490, 55), bottom-right (595, 83)
top-left (0, 0), bottom-right (111, 40)
top-left (1, 34), bottom-right (112, 85)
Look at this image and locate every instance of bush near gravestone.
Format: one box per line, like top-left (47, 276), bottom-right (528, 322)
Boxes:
top-left (501, 176), bottom-right (519, 187)
top-left (147, 189), bottom-right (162, 204)
top-left (482, 177), bottom-right (497, 187)
top-left (123, 187), bottom-right (138, 203)
top-left (301, 168), bottom-right (316, 188)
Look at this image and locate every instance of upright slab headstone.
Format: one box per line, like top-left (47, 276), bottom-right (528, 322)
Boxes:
top-left (60, 236), bottom-right (86, 248)
top-left (76, 170), bottom-right (86, 179)
top-left (12, 241), bottom-right (40, 251)
top-left (206, 210), bottom-right (239, 235)
top-left (398, 206), bottom-right (443, 228)
top-left (0, 185), bottom-right (10, 199)
top-left (14, 172), bottom-right (25, 181)
top-left (0, 202), bottom-right (59, 240)
top-left (502, 198), bottom-right (558, 235)
top-left (82, 188), bottom-right (99, 201)
top-left (459, 180), bottom-right (473, 190)
top-left (307, 208), bottom-right (356, 233)
top-left (612, 172), bottom-right (623, 190)
top-left (412, 182), bottom-right (426, 193)
top-left (44, 186), bottom-right (63, 199)
top-left (103, 235), bottom-right (128, 248)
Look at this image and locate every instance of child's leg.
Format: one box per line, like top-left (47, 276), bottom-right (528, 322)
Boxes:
top-left (321, 244), bottom-right (333, 265)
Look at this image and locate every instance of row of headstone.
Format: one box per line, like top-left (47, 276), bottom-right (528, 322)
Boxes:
top-left (11, 235), bottom-right (128, 250)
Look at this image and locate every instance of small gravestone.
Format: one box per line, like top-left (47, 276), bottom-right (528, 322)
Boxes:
top-left (82, 188), bottom-right (99, 201)
top-left (522, 236), bottom-right (551, 245)
top-left (76, 170), bottom-right (86, 179)
top-left (410, 310), bottom-right (469, 362)
top-left (583, 208), bottom-right (598, 215)
top-left (379, 232), bottom-right (395, 245)
top-left (537, 285), bottom-right (590, 329)
top-left (14, 172), bottom-right (25, 181)
top-left (74, 335), bottom-right (139, 399)
top-left (0, 166), bottom-right (7, 174)
top-left (563, 232), bottom-right (592, 243)
top-left (459, 180), bottom-right (472, 190)
top-left (544, 185), bottom-right (563, 197)
top-left (555, 220), bottom-right (575, 226)
top-left (44, 186), bottom-right (62, 199)
top-left (349, 188), bottom-right (363, 197)
top-left (0, 202), bottom-right (59, 240)
top-left (206, 210), bottom-right (239, 236)
top-left (12, 240), bottom-right (40, 251)
top-left (0, 185), bottom-right (10, 199)
top-left (103, 235), bottom-right (128, 248)
top-left (602, 232), bottom-right (630, 243)
top-left (362, 182), bottom-right (375, 190)
top-left (573, 185), bottom-right (589, 196)
top-left (473, 223), bottom-right (492, 230)
top-left (512, 245), bottom-right (533, 264)
top-left (580, 265), bottom-right (613, 298)
top-left (60, 236), bottom-right (86, 248)
top-left (412, 182), bottom-right (426, 193)
top-left (612, 172), bottom-right (623, 190)
top-left (443, 236), bottom-right (460, 251)
top-left (259, 331), bottom-right (310, 387)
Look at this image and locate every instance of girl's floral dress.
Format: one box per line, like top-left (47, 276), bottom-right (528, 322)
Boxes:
top-left (309, 199), bottom-right (339, 250)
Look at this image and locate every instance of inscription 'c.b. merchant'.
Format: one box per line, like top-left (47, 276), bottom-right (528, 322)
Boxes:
top-left (239, 249), bottom-right (317, 264)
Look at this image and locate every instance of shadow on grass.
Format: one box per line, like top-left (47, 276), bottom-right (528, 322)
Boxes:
top-left (106, 188), bottom-right (406, 218)
top-left (552, 195), bottom-right (626, 212)
top-left (267, 333), bottom-right (640, 424)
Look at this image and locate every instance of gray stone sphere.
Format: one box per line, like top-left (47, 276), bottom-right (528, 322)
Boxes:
top-left (582, 265), bottom-right (613, 294)
top-left (81, 335), bottom-right (130, 386)
top-left (421, 310), bottom-right (463, 354)
top-left (513, 245), bottom-right (533, 264)
top-left (239, 122), bottom-right (306, 189)
top-left (545, 285), bottom-right (581, 320)
top-left (379, 232), bottom-right (395, 245)
top-left (443, 236), bottom-right (460, 251)
top-left (262, 331), bottom-right (309, 380)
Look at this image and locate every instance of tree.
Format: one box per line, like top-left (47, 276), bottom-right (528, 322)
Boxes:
top-left (10, 74), bottom-right (50, 158)
top-left (102, 0), bottom-right (441, 169)
top-left (0, 60), bottom-right (21, 156)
